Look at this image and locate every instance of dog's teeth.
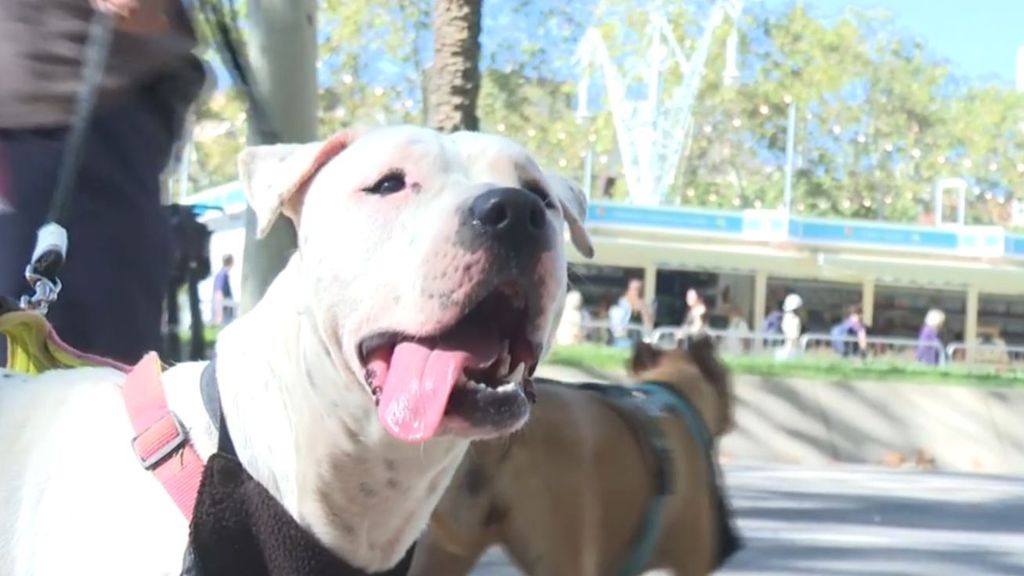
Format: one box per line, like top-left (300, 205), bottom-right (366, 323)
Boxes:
top-left (496, 381), bottom-right (518, 392)
top-left (497, 342), bottom-right (511, 376)
top-left (507, 362), bottom-right (525, 383)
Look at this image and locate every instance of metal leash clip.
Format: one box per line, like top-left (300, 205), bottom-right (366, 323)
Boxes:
top-left (20, 269), bottom-right (63, 315)
top-left (19, 222), bottom-right (68, 316)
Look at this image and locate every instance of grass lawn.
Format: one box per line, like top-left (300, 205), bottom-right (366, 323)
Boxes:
top-left (546, 343), bottom-right (1024, 389)
top-left (184, 329), bottom-right (1023, 388)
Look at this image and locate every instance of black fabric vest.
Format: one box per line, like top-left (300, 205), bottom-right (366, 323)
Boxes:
top-left (181, 363), bottom-right (415, 576)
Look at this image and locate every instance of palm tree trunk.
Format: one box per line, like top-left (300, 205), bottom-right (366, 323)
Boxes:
top-left (428, 0), bottom-right (482, 132)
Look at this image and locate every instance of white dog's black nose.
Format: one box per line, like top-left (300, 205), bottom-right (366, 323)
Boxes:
top-left (470, 187), bottom-right (547, 241)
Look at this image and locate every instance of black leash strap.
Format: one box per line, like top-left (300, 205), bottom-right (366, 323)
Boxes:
top-left (199, 359), bottom-right (237, 457)
top-left (20, 0), bottom-right (281, 316)
top-left (20, 11), bottom-right (116, 315)
top-left (50, 11), bottom-right (116, 225)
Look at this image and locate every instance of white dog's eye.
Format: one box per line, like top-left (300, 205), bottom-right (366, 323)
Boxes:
top-left (363, 170), bottom-right (406, 195)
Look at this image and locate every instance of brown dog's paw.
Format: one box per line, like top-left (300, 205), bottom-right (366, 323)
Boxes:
top-left (882, 451), bottom-right (906, 468)
top-left (914, 449), bottom-right (936, 470)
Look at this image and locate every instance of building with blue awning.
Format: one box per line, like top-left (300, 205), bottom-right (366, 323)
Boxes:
top-left (575, 202), bottom-right (1024, 345)
top-left (181, 182), bottom-right (1024, 346)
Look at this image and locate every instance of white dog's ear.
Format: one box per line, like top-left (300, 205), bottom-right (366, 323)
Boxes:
top-left (238, 130), bottom-right (359, 237)
top-left (546, 172), bottom-right (595, 259)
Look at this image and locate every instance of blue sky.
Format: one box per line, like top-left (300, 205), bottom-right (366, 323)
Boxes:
top-left (217, 1), bottom-right (1023, 93)
top-left (768, 0), bottom-right (1023, 87)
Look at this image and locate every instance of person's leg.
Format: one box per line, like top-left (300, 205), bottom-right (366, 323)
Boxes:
top-left (1, 87), bottom-right (177, 367)
top-left (222, 302), bottom-right (236, 326)
top-left (43, 89), bottom-right (176, 365)
top-left (0, 129), bottom-right (68, 365)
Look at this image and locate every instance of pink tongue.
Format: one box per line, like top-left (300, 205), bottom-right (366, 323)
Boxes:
top-left (368, 324), bottom-right (502, 443)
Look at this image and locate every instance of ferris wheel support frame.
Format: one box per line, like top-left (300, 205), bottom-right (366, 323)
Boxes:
top-left (575, 0), bottom-right (744, 206)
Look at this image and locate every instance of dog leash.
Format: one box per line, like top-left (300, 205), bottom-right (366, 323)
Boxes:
top-left (568, 378), bottom-right (738, 575)
top-left (636, 381), bottom-right (743, 570)
top-left (19, 10), bottom-right (116, 314)
top-left (573, 381), bottom-right (673, 576)
top-left (20, 1), bottom-right (279, 315)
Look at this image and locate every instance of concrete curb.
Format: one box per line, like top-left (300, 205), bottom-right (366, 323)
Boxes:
top-left (535, 364), bottom-right (1024, 475)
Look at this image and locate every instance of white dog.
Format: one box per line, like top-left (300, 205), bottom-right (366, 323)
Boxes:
top-left (555, 290), bottom-right (585, 346)
top-left (0, 125), bottom-right (593, 575)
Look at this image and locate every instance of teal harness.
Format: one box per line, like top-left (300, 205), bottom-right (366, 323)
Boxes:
top-left (569, 379), bottom-right (740, 576)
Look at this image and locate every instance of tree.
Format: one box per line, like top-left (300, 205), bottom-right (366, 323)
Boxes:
top-left (189, 90), bottom-right (247, 190)
top-left (186, 0), bottom-right (604, 190)
top-left (318, 0), bottom-right (432, 134)
top-left (183, 0), bottom-right (1023, 229)
top-left (427, 0), bottom-right (483, 132)
top-left (667, 2), bottom-right (1023, 224)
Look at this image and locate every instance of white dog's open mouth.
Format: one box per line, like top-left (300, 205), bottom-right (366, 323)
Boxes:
top-left (359, 282), bottom-right (539, 443)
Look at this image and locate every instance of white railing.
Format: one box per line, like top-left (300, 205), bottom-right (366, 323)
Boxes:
top-left (576, 320), bottom-right (649, 346)
top-left (647, 326), bottom-right (789, 357)
top-left (945, 342), bottom-right (1024, 368)
top-left (569, 321), bottom-right (1024, 371)
top-left (799, 333), bottom-right (947, 366)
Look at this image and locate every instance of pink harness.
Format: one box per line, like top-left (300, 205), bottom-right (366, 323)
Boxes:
top-left (122, 352), bottom-right (205, 521)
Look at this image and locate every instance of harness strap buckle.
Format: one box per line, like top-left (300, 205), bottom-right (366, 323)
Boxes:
top-left (132, 411), bottom-right (189, 471)
top-left (123, 352), bottom-right (205, 522)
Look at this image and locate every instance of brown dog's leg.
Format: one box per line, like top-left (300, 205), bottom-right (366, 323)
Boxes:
top-left (665, 513), bottom-right (716, 576)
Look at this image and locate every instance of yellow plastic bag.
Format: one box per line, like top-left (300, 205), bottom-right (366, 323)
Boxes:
top-left (1, 304), bottom-right (129, 374)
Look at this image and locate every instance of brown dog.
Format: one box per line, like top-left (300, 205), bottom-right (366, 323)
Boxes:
top-left (410, 337), bottom-right (740, 576)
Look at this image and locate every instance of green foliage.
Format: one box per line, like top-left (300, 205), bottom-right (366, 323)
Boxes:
top-left (189, 90), bottom-right (248, 190)
top-left (317, 0), bottom-right (430, 134)
top-left (184, 0), bottom-right (1024, 227)
top-left (679, 2), bottom-right (1024, 222)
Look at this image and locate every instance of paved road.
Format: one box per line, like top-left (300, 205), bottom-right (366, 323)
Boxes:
top-left (469, 463), bottom-right (1024, 575)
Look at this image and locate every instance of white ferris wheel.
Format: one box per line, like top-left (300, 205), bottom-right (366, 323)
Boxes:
top-left (575, 0), bottom-right (745, 206)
